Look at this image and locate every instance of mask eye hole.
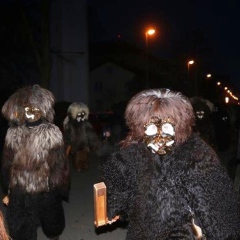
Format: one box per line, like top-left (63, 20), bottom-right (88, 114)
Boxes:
top-left (145, 123), bottom-right (158, 136)
top-left (161, 123), bottom-right (175, 136)
top-left (33, 108), bottom-right (40, 112)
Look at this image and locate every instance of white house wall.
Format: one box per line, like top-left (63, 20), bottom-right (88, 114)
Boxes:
top-left (90, 62), bottom-right (135, 112)
top-left (50, 0), bottom-right (89, 104)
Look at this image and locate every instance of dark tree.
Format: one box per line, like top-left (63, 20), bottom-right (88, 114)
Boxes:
top-left (0, 0), bottom-right (51, 93)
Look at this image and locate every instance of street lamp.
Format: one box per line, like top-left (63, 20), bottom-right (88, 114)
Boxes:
top-left (187, 60), bottom-right (194, 78)
top-left (225, 97), bottom-right (229, 104)
top-left (187, 60), bottom-right (194, 94)
top-left (145, 28), bottom-right (155, 88)
top-left (206, 73), bottom-right (211, 97)
top-left (206, 74), bottom-right (211, 78)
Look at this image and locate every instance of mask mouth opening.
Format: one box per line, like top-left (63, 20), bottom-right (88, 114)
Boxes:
top-left (76, 112), bottom-right (86, 122)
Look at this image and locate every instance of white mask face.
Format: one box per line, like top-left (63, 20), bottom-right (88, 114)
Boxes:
top-left (144, 117), bottom-right (175, 155)
top-left (76, 111), bottom-right (86, 122)
top-left (196, 110), bottom-right (205, 120)
top-left (24, 107), bottom-right (41, 122)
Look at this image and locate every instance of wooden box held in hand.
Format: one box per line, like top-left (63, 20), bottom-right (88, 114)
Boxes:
top-left (94, 182), bottom-right (108, 227)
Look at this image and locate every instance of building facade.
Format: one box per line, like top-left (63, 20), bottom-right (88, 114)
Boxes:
top-left (89, 61), bottom-right (135, 111)
top-left (50, 0), bottom-right (89, 104)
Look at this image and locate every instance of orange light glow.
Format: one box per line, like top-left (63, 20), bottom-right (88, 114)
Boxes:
top-left (146, 29), bottom-right (155, 35)
top-left (188, 60), bottom-right (194, 65)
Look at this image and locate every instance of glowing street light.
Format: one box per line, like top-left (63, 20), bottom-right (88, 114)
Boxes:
top-left (205, 73), bottom-right (212, 97)
top-left (187, 60), bottom-right (194, 94)
top-left (145, 28), bottom-right (156, 88)
top-left (187, 60), bottom-right (194, 78)
top-left (147, 29), bottom-right (155, 35)
top-left (206, 74), bottom-right (211, 78)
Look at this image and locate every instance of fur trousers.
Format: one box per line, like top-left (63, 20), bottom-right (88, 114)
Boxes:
top-left (6, 190), bottom-right (65, 240)
top-left (71, 149), bottom-right (90, 171)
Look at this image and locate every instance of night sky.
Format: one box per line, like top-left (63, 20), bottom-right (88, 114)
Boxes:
top-left (88, 0), bottom-right (240, 90)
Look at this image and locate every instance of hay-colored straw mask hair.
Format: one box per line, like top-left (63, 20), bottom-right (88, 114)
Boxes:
top-left (67, 102), bottom-right (89, 121)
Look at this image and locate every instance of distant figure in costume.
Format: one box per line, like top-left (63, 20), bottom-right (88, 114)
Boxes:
top-left (1, 85), bottom-right (70, 240)
top-left (190, 97), bottom-right (217, 149)
top-left (100, 88), bottom-right (240, 239)
top-left (211, 104), bottom-right (231, 151)
top-left (63, 102), bottom-right (100, 171)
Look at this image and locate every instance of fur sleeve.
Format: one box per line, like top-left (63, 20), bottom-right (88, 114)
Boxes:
top-left (47, 145), bottom-right (70, 201)
top-left (183, 138), bottom-right (240, 239)
top-left (188, 163), bottom-right (240, 238)
top-left (63, 116), bottom-right (72, 146)
top-left (85, 121), bottom-right (101, 150)
top-left (100, 149), bottom-right (136, 220)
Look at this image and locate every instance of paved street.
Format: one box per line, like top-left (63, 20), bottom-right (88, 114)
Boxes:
top-left (38, 153), bottom-right (128, 240)
top-left (0, 144), bottom-right (239, 240)
top-left (0, 152), bottom-right (127, 240)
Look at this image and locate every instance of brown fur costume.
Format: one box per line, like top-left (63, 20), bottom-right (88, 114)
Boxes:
top-left (100, 88), bottom-right (240, 239)
top-left (63, 102), bottom-right (100, 171)
top-left (122, 88), bottom-right (194, 146)
top-left (1, 85), bottom-right (70, 240)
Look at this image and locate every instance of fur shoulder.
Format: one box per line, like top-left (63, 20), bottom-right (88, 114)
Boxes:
top-left (63, 116), bottom-right (69, 129)
top-left (5, 123), bottom-right (63, 150)
top-left (36, 123), bottom-right (64, 147)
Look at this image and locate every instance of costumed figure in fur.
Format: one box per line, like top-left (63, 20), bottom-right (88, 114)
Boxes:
top-left (63, 102), bottom-right (100, 171)
top-left (190, 97), bottom-right (217, 149)
top-left (1, 85), bottom-right (70, 240)
top-left (211, 104), bottom-right (231, 151)
top-left (100, 88), bottom-right (240, 239)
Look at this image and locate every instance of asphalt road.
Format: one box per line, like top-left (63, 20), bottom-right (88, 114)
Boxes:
top-left (39, 153), bottom-right (127, 240)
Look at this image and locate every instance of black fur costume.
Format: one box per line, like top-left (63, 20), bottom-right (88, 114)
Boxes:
top-left (1, 85), bottom-right (70, 240)
top-left (63, 102), bottom-right (100, 171)
top-left (100, 89), bottom-right (240, 239)
top-left (190, 97), bottom-right (217, 149)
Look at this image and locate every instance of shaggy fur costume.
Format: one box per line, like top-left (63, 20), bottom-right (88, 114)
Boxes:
top-left (190, 97), bottom-right (217, 149)
top-left (1, 85), bottom-right (70, 240)
top-left (63, 102), bottom-right (100, 171)
top-left (211, 105), bottom-right (231, 151)
top-left (100, 88), bottom-right (240, 240)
